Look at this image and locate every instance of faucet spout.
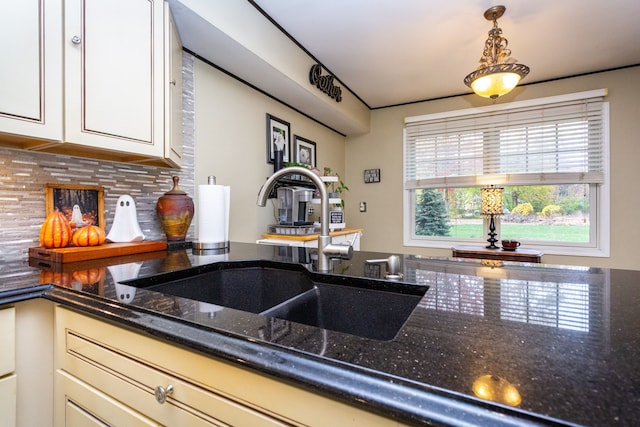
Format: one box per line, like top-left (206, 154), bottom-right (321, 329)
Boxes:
top-left (257, 166), bottom-right (351, 272)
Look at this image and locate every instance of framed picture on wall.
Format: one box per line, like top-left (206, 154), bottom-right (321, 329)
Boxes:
top-left (294, 135), bottom-right (316, 167)
top-left (266, 114), bottom-right (291, 163)
top-left (45, 183), bottom-right (105, 229)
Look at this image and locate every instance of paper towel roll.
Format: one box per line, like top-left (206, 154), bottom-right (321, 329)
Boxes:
top-left (196, 183), bottom-right (230, 248)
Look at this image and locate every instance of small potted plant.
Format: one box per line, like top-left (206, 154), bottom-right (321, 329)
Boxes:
top-left (323, 167), bottom-right (349, 229)
top-left (323, 167), bottom-right (349, 205)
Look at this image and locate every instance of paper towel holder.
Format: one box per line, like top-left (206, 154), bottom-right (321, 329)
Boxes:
top-left (193, 241), bottom-right (229, 251)
top-left (193, 175), bottom-right (230, 253)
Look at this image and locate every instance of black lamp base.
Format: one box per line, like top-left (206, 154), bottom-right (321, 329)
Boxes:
top-left (486, 214), bottom-right (500, 249)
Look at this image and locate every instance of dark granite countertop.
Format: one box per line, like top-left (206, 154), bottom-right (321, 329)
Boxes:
top-left (2, 242), bottom-right (639, 426)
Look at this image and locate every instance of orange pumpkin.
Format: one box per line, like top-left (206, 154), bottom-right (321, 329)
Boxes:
top-left (72, 225), bottom-right (106, 247)
top-left (40, 271), bottom-right (73, 287)
top-left (40, 211), bottom-right (72, 248)
top-left (72, 268), bottom-right (106, 285)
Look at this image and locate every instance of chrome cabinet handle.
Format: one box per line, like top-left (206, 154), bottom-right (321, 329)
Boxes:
top-left (71, 35), bottom-right (81, 44)
top-left (154, 384), bottom-right (174, 404)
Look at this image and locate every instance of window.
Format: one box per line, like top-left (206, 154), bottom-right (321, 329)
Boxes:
top-left (403, 90), bottom-right (609, 257)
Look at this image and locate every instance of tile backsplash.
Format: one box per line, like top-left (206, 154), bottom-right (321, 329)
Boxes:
top-left (0, 54), bottom-right (196, 262)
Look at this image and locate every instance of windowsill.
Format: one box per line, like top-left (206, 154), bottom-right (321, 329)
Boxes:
top-left (404, 238), bottom-right (609, 258)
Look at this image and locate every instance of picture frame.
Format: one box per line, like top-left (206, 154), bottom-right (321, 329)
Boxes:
top-left (45, 184), bottom-right (105, 229)
top-left (294, 135), bottom-right (317, 167)
top-left (266, 113), bottom-right (291, 163)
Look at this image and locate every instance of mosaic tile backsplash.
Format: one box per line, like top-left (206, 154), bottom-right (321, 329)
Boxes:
top-left (0, 54), bottom-right (196, 262)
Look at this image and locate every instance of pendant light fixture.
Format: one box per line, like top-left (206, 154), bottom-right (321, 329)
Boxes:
top-left (464, 5), bottom-right (529, 101)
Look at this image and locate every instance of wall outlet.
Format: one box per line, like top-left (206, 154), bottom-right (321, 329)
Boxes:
top-left (359, 202), bottom-right (367, 212)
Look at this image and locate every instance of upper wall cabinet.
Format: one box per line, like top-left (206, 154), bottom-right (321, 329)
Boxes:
top-left (0, 0), bottom-right (63, 143)
top-left (164, 2), bottom-right (183, 166)
top-left (0, 0), bottom-right (182, 168)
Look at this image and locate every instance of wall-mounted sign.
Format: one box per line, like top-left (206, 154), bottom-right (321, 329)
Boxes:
top-left (364, 168), bottom-right (381, 183)
top-left (309, 64), bottom-right (342, 103)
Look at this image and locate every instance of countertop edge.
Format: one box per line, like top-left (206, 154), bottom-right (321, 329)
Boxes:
top-left (41, 286), bottom-right (573, 427)
top-left (0, 284), bottom-right (51, 305)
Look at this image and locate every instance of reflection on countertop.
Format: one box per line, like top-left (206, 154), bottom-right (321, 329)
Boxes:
top-left (2, 242), bottom-right (639, 426)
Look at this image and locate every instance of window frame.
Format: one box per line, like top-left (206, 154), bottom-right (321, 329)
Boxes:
top-left (403, 90), bottom-right (610, 258)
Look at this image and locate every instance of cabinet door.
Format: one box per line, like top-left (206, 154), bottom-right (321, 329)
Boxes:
top-left (0, 374), bottom-right (17, 427)
top-left (0, 307), bottom-right (15, 376)
top-left (64, 0), bottom-right (164, 158)
top-left (164, 1), bottom-right (183, 167)
top-left (0, 0), bottom-right (62, 142)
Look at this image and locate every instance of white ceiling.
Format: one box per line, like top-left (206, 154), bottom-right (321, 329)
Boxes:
top-left (251, 0), bottom-right (640, 108)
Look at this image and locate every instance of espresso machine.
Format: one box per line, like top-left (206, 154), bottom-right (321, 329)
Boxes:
top-left (276, 187), bottom-right (314, 226)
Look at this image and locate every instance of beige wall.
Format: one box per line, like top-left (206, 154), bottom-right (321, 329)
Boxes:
top-left (345, 66), bottom-right (640, 270)
top-left (193, 59), bottom-right (346, 243)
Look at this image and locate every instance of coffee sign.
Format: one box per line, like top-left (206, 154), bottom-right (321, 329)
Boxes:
top-left (309, 64), bottom-right (342, 103)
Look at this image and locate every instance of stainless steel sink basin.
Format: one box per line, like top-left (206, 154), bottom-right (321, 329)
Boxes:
top-left (124, 260), bottom-right (427, 341)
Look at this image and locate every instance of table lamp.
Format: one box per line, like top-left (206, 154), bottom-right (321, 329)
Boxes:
top-left (481, 185), bottom-right (503, 249)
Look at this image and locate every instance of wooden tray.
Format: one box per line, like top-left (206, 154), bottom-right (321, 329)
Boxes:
top-left (29, 241), bottom-right (167, 264)
top-left (29, 249), bottom-right (168, 273)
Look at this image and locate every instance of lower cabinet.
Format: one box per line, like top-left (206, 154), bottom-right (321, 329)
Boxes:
top-left (54, 306), bottom-right (400, 427)
top-left (0, 306), bottom-right (16, 427)
top-left (0, 375), bottom-right (17, 427)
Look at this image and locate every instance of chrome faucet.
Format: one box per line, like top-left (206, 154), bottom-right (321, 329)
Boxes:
top-left (257, 166), bottom-right (353, 272)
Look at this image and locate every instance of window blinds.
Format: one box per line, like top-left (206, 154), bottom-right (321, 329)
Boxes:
top-left (404, 90), bottom-right (608, 189)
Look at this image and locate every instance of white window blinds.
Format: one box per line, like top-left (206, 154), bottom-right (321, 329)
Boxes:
top-left (404, 90), bottom-right (608, 189)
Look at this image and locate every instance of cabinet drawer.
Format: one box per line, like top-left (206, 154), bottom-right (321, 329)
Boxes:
top-left (59, 325), bottom-right (284, 426)
top-left (0, 307), bottom-right (16, 376)
top-left (58, 370), bottom-right (158, 427)
top-left (55, 306), bottom-right (400, 426)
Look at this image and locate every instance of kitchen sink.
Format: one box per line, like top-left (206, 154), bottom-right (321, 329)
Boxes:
top-left (125, 261), bottom-right (315, 314)
top-left (262, 282), bottom-right (425, 341)
top-left (123, 260), bottom-right (427, 341)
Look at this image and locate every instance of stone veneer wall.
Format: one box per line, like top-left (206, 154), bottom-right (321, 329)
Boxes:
top-left (0, 53), bottom-right (196, 262)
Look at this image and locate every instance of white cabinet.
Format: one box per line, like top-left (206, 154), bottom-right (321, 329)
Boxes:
top-left (0, 375), bottom-right (17, 427)
top-left (63, 0), bottom-right (165, 159)
top-left (0, 0), bottom-right (181, 167)
top-left (164, 1), bottom-right (184, 166)
top-left (0, 0), bottom-right (63, 143)
top-left (0, 307), bottom-right (15, 377)
top-left (15, 299), bottom-right (54, 427)
top-left (55, 305), bottom-right (399, 426)
top-left (0, 307), bottom-right (16, 427)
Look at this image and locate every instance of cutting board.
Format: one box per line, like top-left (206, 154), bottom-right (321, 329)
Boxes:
top-left (29, 241), bottom-right (167, 263)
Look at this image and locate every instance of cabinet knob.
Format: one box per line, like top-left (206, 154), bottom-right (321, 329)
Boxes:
top-left (71, 35), bottom-right (81, 45)
top-left (154, 384), bottom-right (174, 404)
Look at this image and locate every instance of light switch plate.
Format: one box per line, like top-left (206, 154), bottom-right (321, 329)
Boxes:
top-left (364, 168), bottom-right (380, 183)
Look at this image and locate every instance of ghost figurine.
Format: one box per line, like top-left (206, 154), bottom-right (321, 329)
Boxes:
top-left (106, 195), bottom-right (145, 242)
top-left (108, 262), bottom-right (142, 304)
top-left (71, 204), bottom-right (85, 227)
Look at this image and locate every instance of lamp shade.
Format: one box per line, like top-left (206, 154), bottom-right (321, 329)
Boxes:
top-left (481, 186), bottom-right (503, 216)
top-left (472, 375), bottom-right (522, 406)
top-left (467, 68), bottom-right (524, 99)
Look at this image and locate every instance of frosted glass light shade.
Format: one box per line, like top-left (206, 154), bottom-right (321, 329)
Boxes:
top-left (470, 71), bottom-right (522, 99)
